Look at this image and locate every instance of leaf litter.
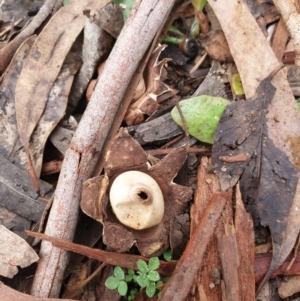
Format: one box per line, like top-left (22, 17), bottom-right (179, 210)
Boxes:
top-left (1, 0), bottom-right (300, 299)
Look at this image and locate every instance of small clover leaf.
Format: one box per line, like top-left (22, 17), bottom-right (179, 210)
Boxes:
top-left (148, 257), bottom-right (160, 271)
top-left (128, 289), bottom-right (138, 301)
top-left (105, 276), bottom-right (119, 290)
top-left (146, 281), bottom-right (156, 297)
top-left (148, 270), bottom-right (160, 282)
top-left (137, 259), bottom-right (148, 273)
top-left (163, 249), bottom-right (173, 262)
top-left (114, 266), bottom-right (125, 280)
top-left (136, 273), bottom-right (149, 288)
top-left (125, 268), bottom-right (135, 282)
top-left (117, 280), bottom-right (128, 296)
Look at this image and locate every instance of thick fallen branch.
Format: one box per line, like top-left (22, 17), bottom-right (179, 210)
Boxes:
top-left (30, 0), bottom-right (175, 298)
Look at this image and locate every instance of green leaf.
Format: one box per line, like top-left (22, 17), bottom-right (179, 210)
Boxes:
top-left (148, 270), bottom-right (160, 282)
top-left (156, 280), bottom-right (163, 288)
top-left (163, 249), bottom-right (173, 262)
top-left (137, 259), bottom-right (148, 273)
top-left (190, 20), bottom-right (200, 38)
top-left (146, 281), bottom-right (156, 297)
top-left (125, 274), bottom-right (133, 282)
top-left (129, 288), bottom-right (138, 298)
top-left (117, 280), bottom-right (128, 296)
top-left (297, 98), bottom-right (300, 112)
top-left (232, 74), bottom-right (245, 96)
top-left (114, 266), bottom-right (125, 280)
top-left (148, 257), bottom-right (160, 271)
top-left (171, 95), bottom-right (229, 144)
top-left (128, 268), bottom-right (135, 276)
top-left (105, 276), bottom-right (119, 290)
top-left (190, 0), bottom-right (207, 11)
top-left (136, 273), bottom-right (149, 288)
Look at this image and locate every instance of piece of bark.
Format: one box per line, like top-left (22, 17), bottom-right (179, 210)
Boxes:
top-left (31, 1), bottom-right (176, 297)
top-left (0, 282), bottom-right (75, 301)
top-left (159, 193), bottom-right (227, 301)
top-left (128, 112), bottom-right (183, 146)
top-left (271, 17), bottom-right (289, 62)
top-left (188, 157), bottom-right (222, 301)
top-left (214, 189), bottom-right (237, 301)
top-left (0, 0), bottom-right (61, 73)
top-left (235, 185), bottom-right (255, 300)
top-left (217, 224), bottom-right (240, 301)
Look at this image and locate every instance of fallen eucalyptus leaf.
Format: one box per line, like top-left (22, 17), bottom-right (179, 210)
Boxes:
top-left (171, 95), bottom-right (229, 144)
top-left (0, 35), bottom-right (35, 169)
top-left (15, 0), bottom-right (105, 183)
top-left (29, 52), bottom-right (82, 177)
top-left (0, 225), bottom-right (39, 278)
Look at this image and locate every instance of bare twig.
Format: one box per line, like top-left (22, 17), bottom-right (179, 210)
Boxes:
top-left (30, 1), bottom-right (176, 298)
top-left (26, 230), bottom-right (176, 276)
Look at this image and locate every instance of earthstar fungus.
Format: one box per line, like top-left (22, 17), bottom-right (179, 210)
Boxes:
top-left (81, 128), bottom-right (193, 257)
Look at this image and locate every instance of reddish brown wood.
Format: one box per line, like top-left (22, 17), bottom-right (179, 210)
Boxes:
top-left (159, 193), bottom-right (227, 301)
top-left (188, 157), bottom-right (222, 301)
top-left (235, 186), bottom-right (256, 300)
top-left (42, 160), bottom-right (62, 175)
top-left (272, 17), bottom-right (289, 62)
top-left (26, 231), bottom-right (176, 276)
top-left (217, 224), bottom-right (240, 301)
top-left (219, 153), bottom-right (248, 163)
top-left (255, 253), bottom-right (300, 283)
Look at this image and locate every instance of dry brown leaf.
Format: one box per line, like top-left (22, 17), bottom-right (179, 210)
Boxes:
top-left (15, 0), bottom-right (110, 176)
top-left (124, 45), bottom-right (177, 125)
top-left (29, 52), bottom-right (82, 177)
top-left (0, 35), bottom-right (36, 168)
top-left (208, 0), bottom-right (300, 288)
top-left (0, 225), bottom-right (39, 278)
